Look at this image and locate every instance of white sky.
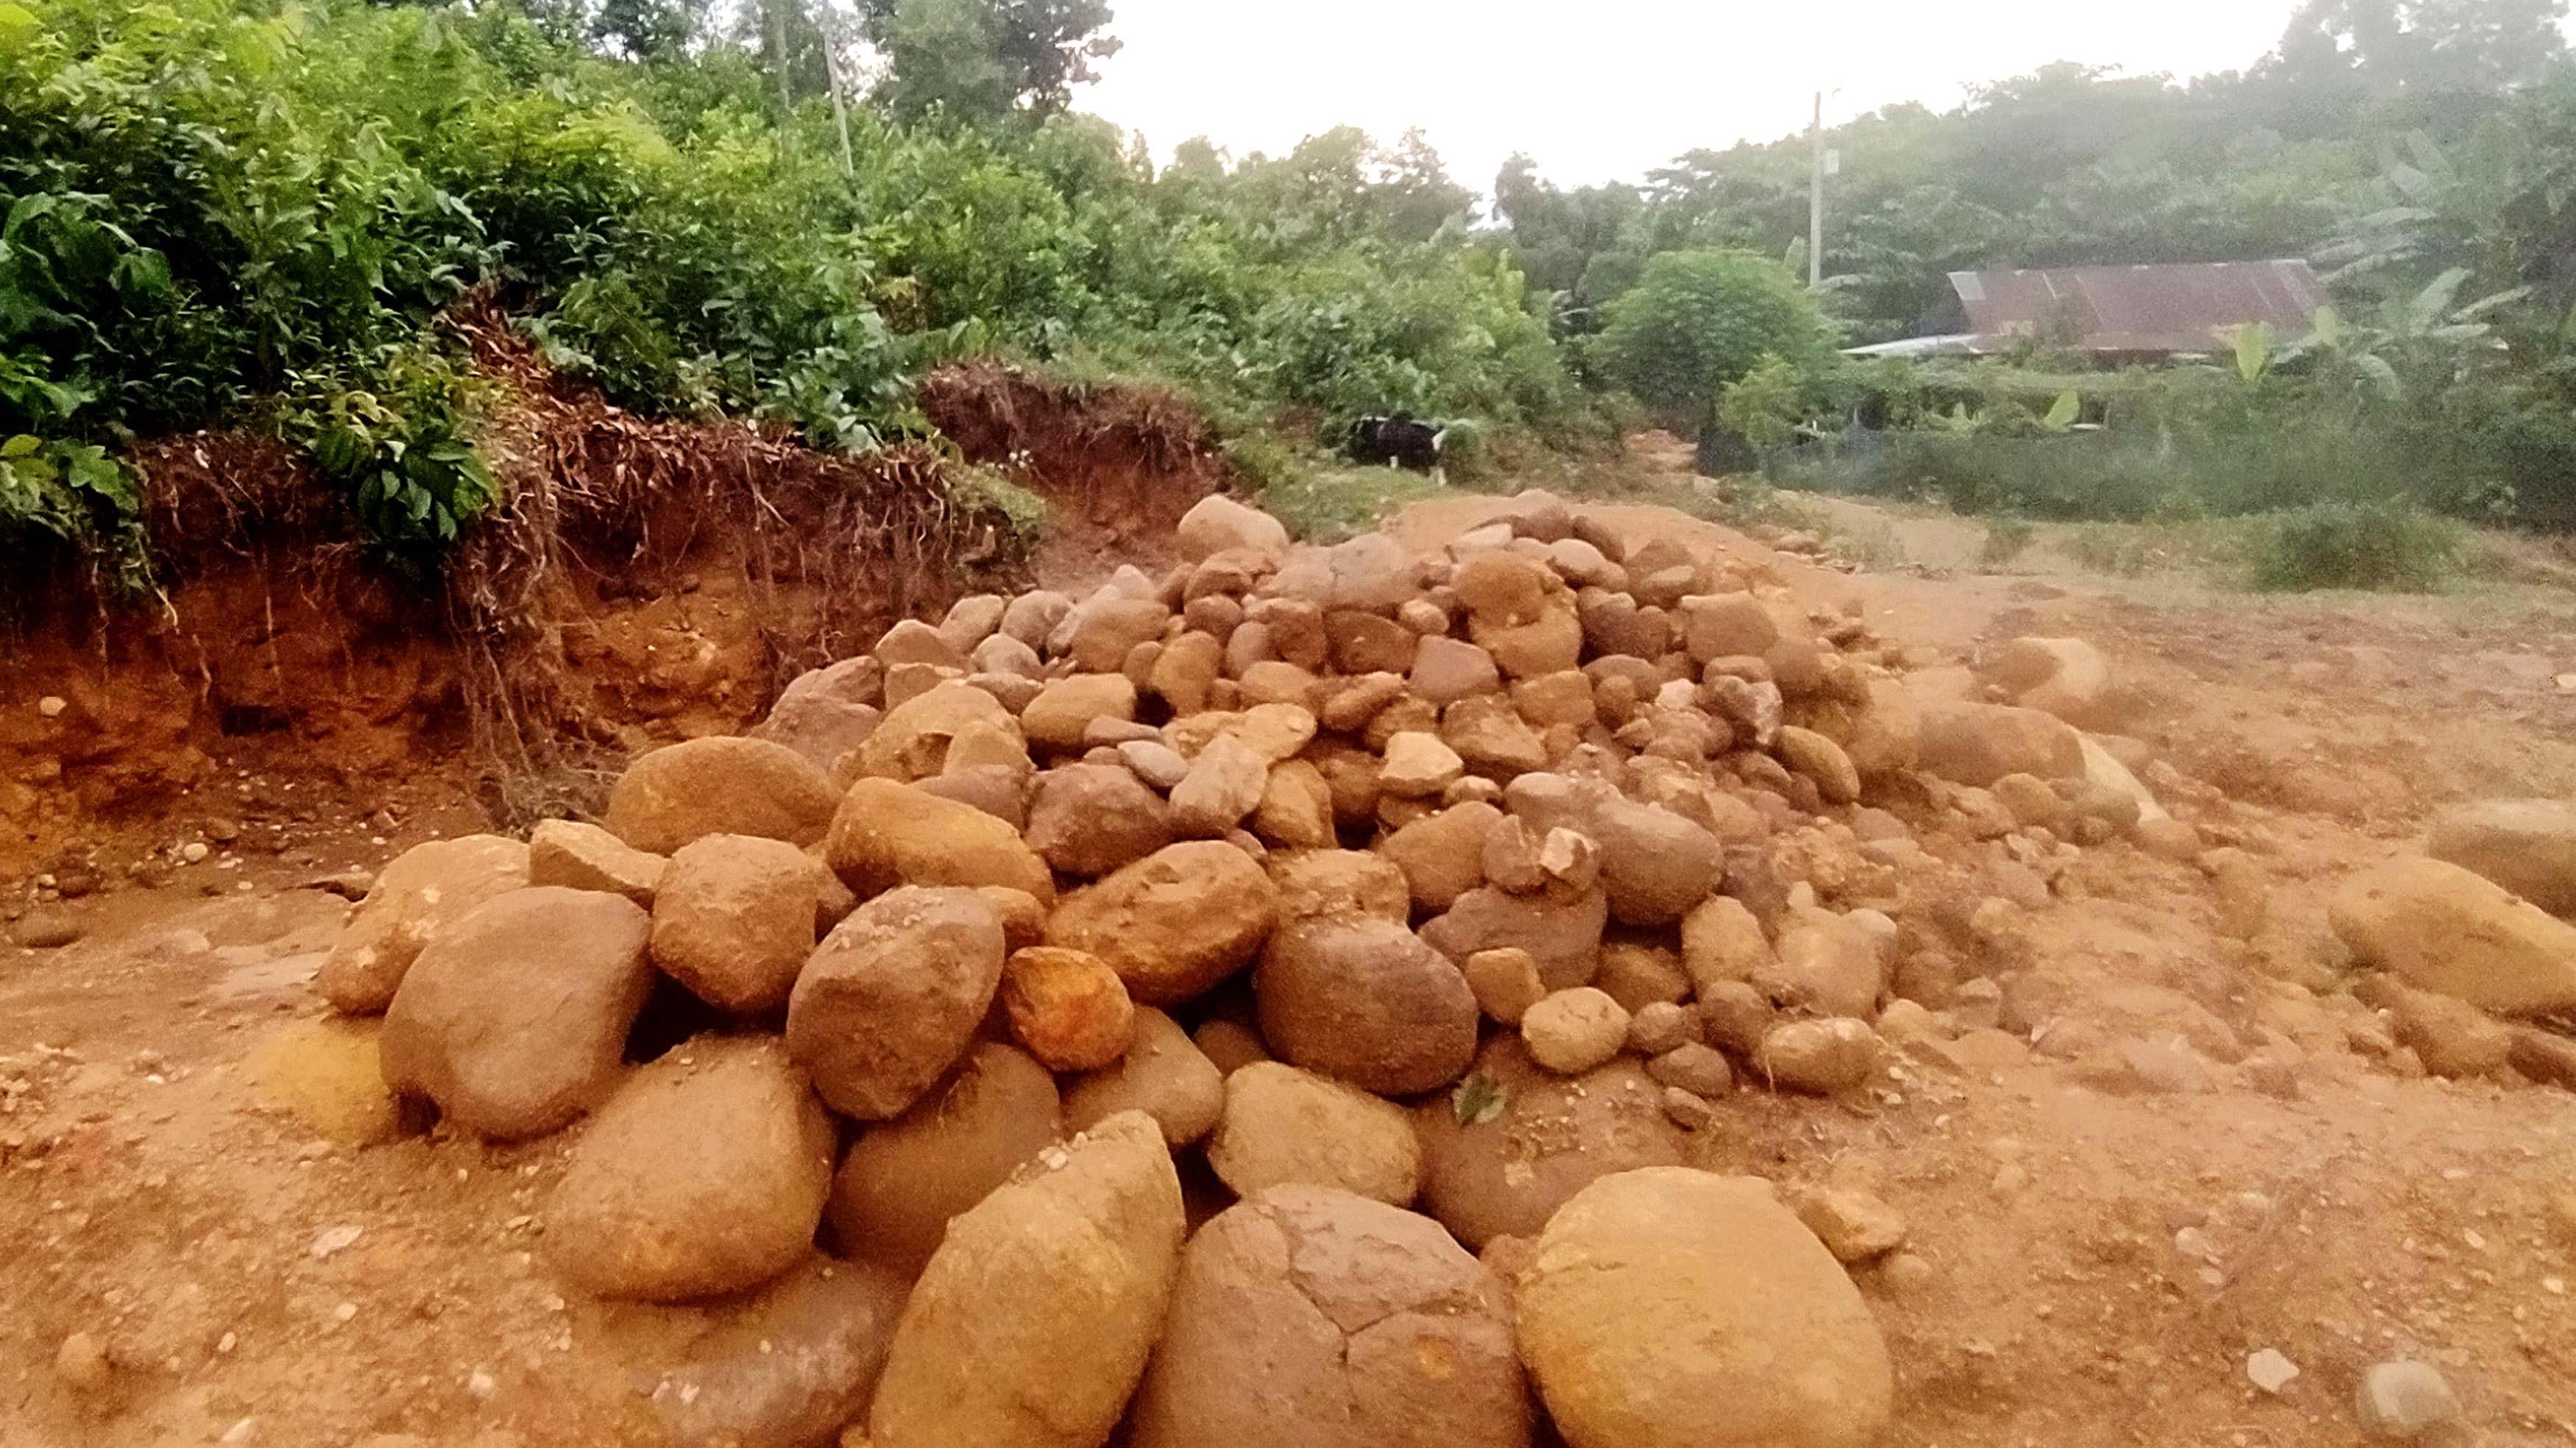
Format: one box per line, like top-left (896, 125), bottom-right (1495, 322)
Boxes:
top-left (1074, 0), bottom-right (2363, 195)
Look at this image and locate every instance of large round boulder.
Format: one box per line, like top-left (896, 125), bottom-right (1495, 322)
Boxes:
top-left (824, 777), bottom-right (1054, 904)
top-left (1178, 494), bottom-right (1291, 562)
top-left (1913, 703), bottom-right (2085, 788)
top-left (2427, 798), bottom-right (2576, 918)
top-left (545, 1035), bottom-right (835, 1302)
top-left (1412, 1036), bottom-right (1682, 1250)
top-left (1418, 884), bottom-right (1609, 992)
top-left (319, 834), bottom-right (529, 1014)
top-left (649, 834), bottom-right (821, 1015)
top-left (1503, 773), bottom-right (1722, 926)
top-left (648, 1257), bottom-right (910, 1448)
top-left (1023, 764), bottom-right (1175, 879)
top-left (1047, 841), bottom-right (1281, 1007)
top-left (2331, 856), bottom-right (2576, 1016)
top-left (827, 1042), bottom-right (1062, 1275)
top-left (1063, 1007), bottom-right (1226, 1147)
top-left (379, 887), bottom-right (653, 1140)
top-left (1256, 918), bottom-right (1478, 1096)
top-left (1516, 1168), bottom-right (1893, 1448)
top-left (1206, 1062), bottom-right (1422, 1206)
top-left (606, 737), bottom-right (841, 856)
top-left (867, 1111), bottom-right (1186, 1448)
top-left (785, 887), bottom-right (1005, 1120)
top-left (1129, 1186), bottom-right (1529, 1448)
top-left (853, 680), bottom-right (1023, 783)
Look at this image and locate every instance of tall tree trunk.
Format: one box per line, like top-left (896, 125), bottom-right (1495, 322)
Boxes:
top-left (767, 0), bottom-right (796, 154)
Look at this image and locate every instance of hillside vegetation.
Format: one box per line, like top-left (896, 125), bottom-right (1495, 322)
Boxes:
top-left (0, 0), bottom-right (1590, 572)
top-left (5, 0), bottom-right (2575, 591)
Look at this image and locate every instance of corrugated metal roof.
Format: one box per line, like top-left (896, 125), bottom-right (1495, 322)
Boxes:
top-left (1941, 260), bottom-right (2325, 355)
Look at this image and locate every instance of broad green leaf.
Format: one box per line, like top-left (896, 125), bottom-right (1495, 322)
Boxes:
top-left (2042, 389), bottom-right (2080, 430)
top-left (2233, 322), bottom-right (2274, 385)
top-left (1451, 1073), bottom-right (1507, 1127)
top-left (2411, 268), bottom-right (2470, 333)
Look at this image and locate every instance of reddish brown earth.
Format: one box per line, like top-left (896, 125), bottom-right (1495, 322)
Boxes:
top-left (6, 445), bottom-right (2576, 1447)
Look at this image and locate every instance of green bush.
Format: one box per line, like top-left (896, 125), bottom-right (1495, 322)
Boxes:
top-left (2246, 500), bottom-right (2467, 592)
top-left (1593, 250), bottom-right (1830, 429)
top-left (1978, 516), bottom-right (2035, 567)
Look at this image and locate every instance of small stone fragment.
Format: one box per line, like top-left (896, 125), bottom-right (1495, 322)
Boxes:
top-left (1521, 987), bottom-right (1631, 1074)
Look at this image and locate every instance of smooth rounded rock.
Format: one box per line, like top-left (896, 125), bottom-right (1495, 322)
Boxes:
top-left (867, 1111), bottom-right (1185, 1448)
top-left (827, 1042), bottom-right (1061, 1275)
top-left (650, 834), bottom-right (821, 1015)
top-left (1130, 1186), bottom-right (1528, 1448)
top-left (1516, 1168), bottom-right (1892, 1448)
top-left (824, 778), bottom-right (1054, 904)
top-left (1047, 841), bottom-right (1281, 1007)
top-left (1062, 1007), bottom-right (1227, 1146)
top-left (319, 834), bottom-right (530, 1015)
top-left (607, 737), bottom-right (840, 856)
top-left (785, 887), bottom-right (1005, 1121)
top-left (380, 887), bottom-right (653, 1140)
top-left (1206, 1062), bottom-right (1423, 1206)
top-left (545, 1036), bottom-right (832, 1302)
top-left (1256, 918), bottom-right (1478, 1096)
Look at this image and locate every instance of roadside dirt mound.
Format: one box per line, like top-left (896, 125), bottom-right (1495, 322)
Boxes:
top-left (0, 305), bottom-right (1025, 879)
top-left (918, 361), bottom-right (1230, 558)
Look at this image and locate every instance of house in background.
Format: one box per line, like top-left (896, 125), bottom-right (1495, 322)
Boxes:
top-left (1847, 259), bottom-right (2328, 362)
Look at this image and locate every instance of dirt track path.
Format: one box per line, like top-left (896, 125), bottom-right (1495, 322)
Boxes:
top-left (4, 486), bottom-right (2575, 1447)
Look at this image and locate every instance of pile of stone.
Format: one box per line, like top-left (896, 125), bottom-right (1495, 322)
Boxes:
top-left (314, 490), bottom-right (2176, 1448)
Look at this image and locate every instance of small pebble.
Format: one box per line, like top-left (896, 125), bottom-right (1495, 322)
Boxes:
top-left (54, 1331), bottom-right (109, 1391)
top-left (2246, 1347), bottom-right (2299, 1395)
top-left (2354, 1360), bottom-right (2460, 1440)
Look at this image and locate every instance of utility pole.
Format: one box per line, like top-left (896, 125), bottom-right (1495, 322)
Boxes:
top-left (1807, 89), bottom-right (1824, 291)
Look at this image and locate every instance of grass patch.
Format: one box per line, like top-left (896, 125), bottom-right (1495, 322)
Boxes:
top-left (1257, 464), bottom-right (1454, 542)
top-left (948, 465), bottom-right (1051, 542)
top-left (2243, 501), bottom-right (2471, 593)
top-left (1978, 517), bottom-right (2036, 568)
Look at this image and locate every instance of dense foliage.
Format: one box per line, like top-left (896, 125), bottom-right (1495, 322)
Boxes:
top-left (1590, 250), bottom-right (1826, 430)
top-left (0, 0), bottom-right (1586, 567)
top-left (1495, 0), bottom-right (2576, 558)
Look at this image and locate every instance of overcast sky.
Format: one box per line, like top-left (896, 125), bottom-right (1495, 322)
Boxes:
top-left (1070, 0), bottom-right (2390, 194)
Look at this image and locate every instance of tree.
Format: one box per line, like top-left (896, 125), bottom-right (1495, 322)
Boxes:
top-left (860, 0), bottom-right (1119, 122)
top-left (1593, 250), bottom-right (1830, 430)
top-left (589, 0), bottom-right (710, 58)
top-left (1372, 129), bottom-right (1474, 241)
top-left (2270, 0), bottom-right (2570, 94)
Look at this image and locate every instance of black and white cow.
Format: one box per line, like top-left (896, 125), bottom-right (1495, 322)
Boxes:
top-left (1350, 414), bottom-right (1448, 480)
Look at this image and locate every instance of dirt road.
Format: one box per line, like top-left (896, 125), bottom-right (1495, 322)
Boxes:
top-left (6, 486), bottom-right (2576, 1447)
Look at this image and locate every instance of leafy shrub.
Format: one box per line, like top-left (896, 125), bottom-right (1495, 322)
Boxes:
top-left (1593, 250), bottom-right (1829, 428)
top-left (279, 346), bottom-right (498, 556)
top-left (2246, 500), bottom-right (2466, 592)
top-left (1718, 354), bottom-right (1809, 452)
top-left (1978, 516), bottom-right (2035, 567)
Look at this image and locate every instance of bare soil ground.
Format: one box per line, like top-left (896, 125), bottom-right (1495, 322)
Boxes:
top-left (8, 453), bottom-right (2576, 1447)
